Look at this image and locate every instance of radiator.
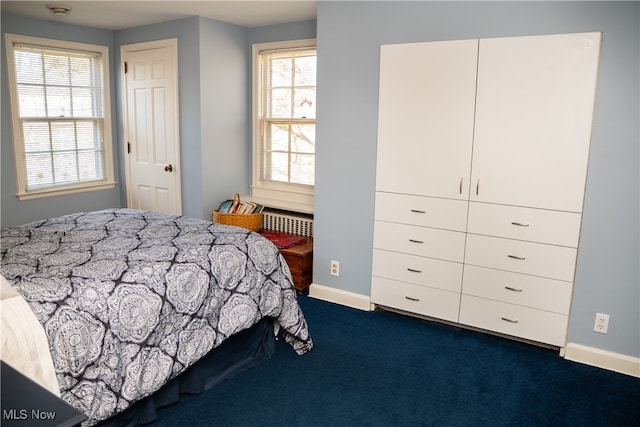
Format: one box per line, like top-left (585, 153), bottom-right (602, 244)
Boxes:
top-left (262, 210), bottom-right (314, 237)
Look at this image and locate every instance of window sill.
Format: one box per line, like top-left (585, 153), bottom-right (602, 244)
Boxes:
top-left (17, 181), bottom-right (117, 201)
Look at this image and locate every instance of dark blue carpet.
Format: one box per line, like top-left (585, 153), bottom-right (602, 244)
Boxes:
top-left (150, 296), bottom-right (640, 426)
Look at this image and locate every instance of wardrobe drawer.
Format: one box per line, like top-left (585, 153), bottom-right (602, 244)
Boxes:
top-left (462, 265), bottom-right (573, 314)
top-left (373, 249), bottom-right (463, 293)
top-left (372, 277), bottom-right (460, 322)
top-left (467, 202), bottom-right (582, 247)
top-left (464, 234), bottom-right (577, 281)
top-left (459, 295), bottom-right (568, 347)
top-left (374, 221), bottom-right (466, 262)
top-left (375, 192), bottom-right (468, 231)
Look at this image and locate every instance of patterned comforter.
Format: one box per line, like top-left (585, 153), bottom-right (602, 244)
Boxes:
top-left (0, 209), bottom-right (313, 425)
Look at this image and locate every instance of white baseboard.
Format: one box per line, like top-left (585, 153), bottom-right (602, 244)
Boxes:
top-left (307, 283), bottom-right (371, 311)
top-left (564, 343), bottom-right (640, 378)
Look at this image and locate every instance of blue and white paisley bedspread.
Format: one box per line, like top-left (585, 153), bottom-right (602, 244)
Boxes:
top-left (0, 209), bottom-right (313, 425)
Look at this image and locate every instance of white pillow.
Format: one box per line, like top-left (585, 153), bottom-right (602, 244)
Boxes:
top-left (0, 274), bottom-right (60, 396)
top-left (1, 274), bottom-right (19, 299)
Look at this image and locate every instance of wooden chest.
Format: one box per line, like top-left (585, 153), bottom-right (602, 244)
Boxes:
top-left (278, 237), bottom-right (313, 292)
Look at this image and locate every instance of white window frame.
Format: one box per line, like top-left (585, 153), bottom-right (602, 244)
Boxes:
top-left (251, 39), bottom-right (316, 214)
top-left (4, 34), bottom-right (115, 200)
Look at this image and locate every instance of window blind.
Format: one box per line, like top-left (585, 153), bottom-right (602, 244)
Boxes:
top-left (259, 48), bottom-right (316, 187)
top-left (12, 42), bottom-right (106, 190)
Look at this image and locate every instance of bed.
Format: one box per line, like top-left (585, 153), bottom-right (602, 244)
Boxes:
top-left (0, 208), bottom-right (313, 426)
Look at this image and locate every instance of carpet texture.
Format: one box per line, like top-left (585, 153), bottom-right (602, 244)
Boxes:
top-left (150, 296), bottom-right (639, 426)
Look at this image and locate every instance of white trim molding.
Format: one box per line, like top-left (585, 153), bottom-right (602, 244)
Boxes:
top-left (308, 284), bottom-right (371, 311)
top-left (564, 343), bottom-right (640, 378)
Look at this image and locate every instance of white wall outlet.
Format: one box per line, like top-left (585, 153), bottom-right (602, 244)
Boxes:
top-left (594, 313), bottom-right (610, 334)
top-left (330, 260), bottom-right (340, 276)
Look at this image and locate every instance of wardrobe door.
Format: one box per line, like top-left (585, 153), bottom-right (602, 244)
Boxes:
top-left (376, 39), bottom-right (478, 200)
top-left (470, 32), bottom-right (601, 212)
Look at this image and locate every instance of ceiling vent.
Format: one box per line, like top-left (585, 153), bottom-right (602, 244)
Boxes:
top-left (46, 4), bottom-right (72, 16)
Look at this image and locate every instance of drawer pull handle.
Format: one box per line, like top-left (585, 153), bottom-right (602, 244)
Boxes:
top-left (511, 221), bottom-right (530, 227)
top-left (407, 268), bottom-right (422, 273)
top-left (508, 254), bottom-right (526, 260)
top-left (501, 316), bottom-right (519, 324)
top-left (410, 209), bottom-right (426, 214)
top-left (409, 239), bottom-right (424, 244)
top-left (505, 286), bottom-right (523, 292)
top-left (405, 296), bottom-right (420, 302)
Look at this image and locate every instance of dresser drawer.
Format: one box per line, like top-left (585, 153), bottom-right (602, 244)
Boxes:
top-left (372, 277), bottom-right (460, 322)
top-left (462, 265), bottom-right (572, 314)
top-left (373, 249), bottom-right (463, 293)
top-left (467, 202), bottom-right (582, 247)
top-left (374, 221), bottom-right (466, 262)
top-left (375, 192), bottom-right (468, 231)
top-left (459, 295), bottom-right (568, 346)
top-left (464, 234), bottom-right (577, 281)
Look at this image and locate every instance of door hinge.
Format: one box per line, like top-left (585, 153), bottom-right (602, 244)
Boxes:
top-left (127, 142), bottom-right (131, 153)
top-left (124, 61), bottom-right (128, 74)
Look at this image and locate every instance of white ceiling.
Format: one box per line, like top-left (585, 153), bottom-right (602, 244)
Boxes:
top-left (1, 1), bottom-right (318, 30)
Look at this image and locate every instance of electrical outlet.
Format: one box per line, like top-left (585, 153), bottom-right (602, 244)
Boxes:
top-left (594, 313), bottom-right (610, 334)
top-left (330, 260), bottom-right (340, 277)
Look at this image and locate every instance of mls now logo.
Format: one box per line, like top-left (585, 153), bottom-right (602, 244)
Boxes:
top-left (3, 409), bottom-right (56, 420)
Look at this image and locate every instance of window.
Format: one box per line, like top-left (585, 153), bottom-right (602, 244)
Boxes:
top-left (5, 34), bottom-right (115, 200)
top-left (252, 40), bottom-right (316, 212)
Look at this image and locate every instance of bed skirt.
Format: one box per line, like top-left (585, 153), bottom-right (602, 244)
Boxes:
top-left (98, 318), bottom-right (277, 426)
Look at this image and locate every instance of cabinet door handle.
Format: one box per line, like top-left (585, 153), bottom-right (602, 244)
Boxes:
top-left (410, 209), bottom-right (426, 214)
top-left (505, 285), bottom-right (523, 292)
top-left (508, 254), bottom-right (526, 260)
top-left (459, 177), bottom-right (463, 194)
top-left (476, 179), bottom-right (480, 196)
top-left (405, 296), bottom-right (420, 302)
top-left (407, 268), bottom-right (422, 273)
top-left (501, 316), bottom-right (519, 324)
top-left (511, 221), bottom-right (530, 227)
top-left (408, 239), bottom-right (424, 244)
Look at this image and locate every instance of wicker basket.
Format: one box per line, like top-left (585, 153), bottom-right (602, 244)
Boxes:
top-left (212, 194), bottom-right (262, 232)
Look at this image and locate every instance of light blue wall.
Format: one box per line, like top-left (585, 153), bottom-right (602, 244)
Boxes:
top-left (313, 1), bottom-right (639, 358)
top-left (0, 13), bottom-right (121, 228)
top-left (198, 17), bottom-right (250, 220)
top-left (249, 20), bottom-right (317, 44)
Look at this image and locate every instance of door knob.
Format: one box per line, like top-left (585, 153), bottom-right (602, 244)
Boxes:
top-left (164, 164), bottom-right (173, 172)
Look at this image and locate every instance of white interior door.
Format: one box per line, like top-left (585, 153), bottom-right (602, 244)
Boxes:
top-left (122, 39), bottom-right (181, 215)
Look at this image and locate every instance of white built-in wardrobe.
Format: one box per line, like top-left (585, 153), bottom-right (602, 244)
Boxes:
top-left (371, 32), bottom-right (601, 348)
